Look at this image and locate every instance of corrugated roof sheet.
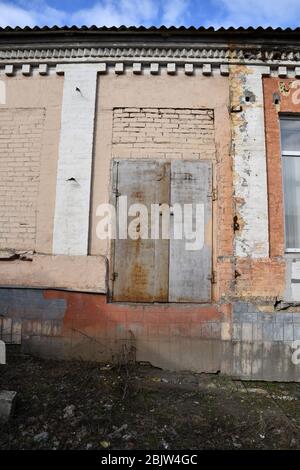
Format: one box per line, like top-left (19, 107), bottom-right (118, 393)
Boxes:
top-left (0, 25), bottom-right (299, 33)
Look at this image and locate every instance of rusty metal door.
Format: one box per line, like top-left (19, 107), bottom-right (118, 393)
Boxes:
top-left (112, 160), bottom-right (212, 303)
top-left (169, 161), bottom-right (212, 303)
top-left (112, 160), bottom-right (170, 302)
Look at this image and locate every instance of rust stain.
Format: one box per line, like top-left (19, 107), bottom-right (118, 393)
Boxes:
top-left (234, 197), bottom-right (246, 206)
top-left (205, 217), bottom-right (212, 248)
top-left (132, 191), bottom-right (144, 199)
top-left (118, 262), bottom-right (152, 302)
top-left (130, 263), bottom-right (148, 289)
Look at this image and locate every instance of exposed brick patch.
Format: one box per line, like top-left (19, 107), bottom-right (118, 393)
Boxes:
top-left (235, 259), bottom-right (285, 299)
top-left (112, 107), bottom-right (215, 159)
top-left (0, 108), bottom-right (45, 250)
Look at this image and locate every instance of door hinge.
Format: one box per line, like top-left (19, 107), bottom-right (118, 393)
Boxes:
top-left (112, 272), bottom-right (118, 281)
top-left (208, 188), bottom-right (217, 201)
top-left (207, 271), bottom-right (216, 284)
top-left (112, 189), bottom-right (121, 197)
top-left (231, 105), bottom-right (243, 113)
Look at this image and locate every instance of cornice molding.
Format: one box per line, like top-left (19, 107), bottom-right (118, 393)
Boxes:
top-left (1, 45), bottom-right (300, 65)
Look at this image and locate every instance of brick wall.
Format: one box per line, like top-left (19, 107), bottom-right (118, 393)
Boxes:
top-left (262, 77), bottom-right (300, 302)
top-left (112, 108), bottom-right (215, 159)
top-left (263, 77), bottom-right (294, 257)
top-left (0, 108), bottom-right (45, 251)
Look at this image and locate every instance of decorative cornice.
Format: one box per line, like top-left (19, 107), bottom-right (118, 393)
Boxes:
top-left (2, 61), bottom-right (300, 79)
top-left (1, 45), bottom-right (300, 66)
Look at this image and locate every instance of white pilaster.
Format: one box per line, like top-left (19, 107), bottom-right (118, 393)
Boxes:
top-left (231, 65), bottom-right (269, 258)
top-left (53, 64), bottom-right (101, 255)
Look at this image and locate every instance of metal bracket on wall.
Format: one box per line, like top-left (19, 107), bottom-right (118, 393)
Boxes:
top-left (112, 189), bottom-right (121, 198)
top-left (207, 271), bottom-right (216, 284)
top-left (208, 188), bottom-right (217, 201)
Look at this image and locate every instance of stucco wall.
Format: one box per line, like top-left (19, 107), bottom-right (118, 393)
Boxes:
top-left (0, 69), bottom-right (231, 296)
top-left (0, 72), bottom-right (106, 292)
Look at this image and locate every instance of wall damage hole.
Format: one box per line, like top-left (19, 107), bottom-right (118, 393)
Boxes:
top-left (0, 249), bottom-right (33, 262)
top-left (273, 92), bottom-right (281, 105)
top-left (233, 215), bottom-right (240, 232)
top-left (244, 90), bottom-right (256, 103)
top-left (66, 177), bottom-right (80, 187)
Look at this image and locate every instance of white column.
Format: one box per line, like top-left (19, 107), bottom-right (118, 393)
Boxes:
top-left (53, 64), bottom-right (101, 255)
top-left (231, 65), bottom-right (270, 258)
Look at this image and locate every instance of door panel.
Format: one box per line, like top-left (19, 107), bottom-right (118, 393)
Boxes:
top-left (169, 160), bottom-right (212, 303)
top-left (112, 160), bottom-right (170, 302)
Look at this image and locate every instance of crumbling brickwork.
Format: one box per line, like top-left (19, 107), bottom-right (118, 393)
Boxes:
top-left (0, 108), bottom-right (45, 250)
top-left (112, 107), bottom-right (215, 159)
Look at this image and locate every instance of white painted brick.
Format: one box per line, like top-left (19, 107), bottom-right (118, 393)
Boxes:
top-left (150, 63), bottom-right (159, 74)
top-left (167, 63), bottom-right (176, 75)
top-left (278, 66), bottom-right (287, 77)
top-left (220, 64), bottom-right (229, 76)
top-left (4, 65), bottom-right (14, 76)
top-left (38, 64), bottom-right (48, 75)
top-left (98, 62), bottom-right (107, 74)
top-left (21, 64), bottom-right (31, 76)
top-left (115, 63), bottom-right (124, 74)
top-left (132, 63), bottom-right (142, 74)
top-left (202, 64), bottom-right (212, 76)
top-left (184, 63), bottom-right (194, 75)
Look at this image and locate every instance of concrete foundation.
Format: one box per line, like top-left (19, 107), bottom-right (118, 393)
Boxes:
top-left (1, 288), bottom-right (299, 382)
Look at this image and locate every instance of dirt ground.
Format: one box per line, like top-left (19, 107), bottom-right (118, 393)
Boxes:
top-left (0, 350), bottom-right (300, 450)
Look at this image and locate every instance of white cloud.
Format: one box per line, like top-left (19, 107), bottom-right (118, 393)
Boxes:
top-left (0, 0), bottom-right (299, 29)
top-left (0, 0), bottom-right (164, 27)
top-left (209, 0), bottom-right (300, 28)
top-left (0, 2), bottom-right (40, 26)
top-left (68, 0), bottom-right (159, 27)
top-left (0, 0), bottom-right (65, 27)
top-left (161, 0), bottom-right (191, 26)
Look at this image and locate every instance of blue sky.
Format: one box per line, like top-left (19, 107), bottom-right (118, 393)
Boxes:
top-left (0, 0), bottom-right (299, 29)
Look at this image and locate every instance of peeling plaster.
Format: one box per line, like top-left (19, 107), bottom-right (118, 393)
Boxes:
top-left (230, 65), bottom-right (269, 258)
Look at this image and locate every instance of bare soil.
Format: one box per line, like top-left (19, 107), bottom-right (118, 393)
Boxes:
top-left (0, 352), bottom-right (299, 450)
